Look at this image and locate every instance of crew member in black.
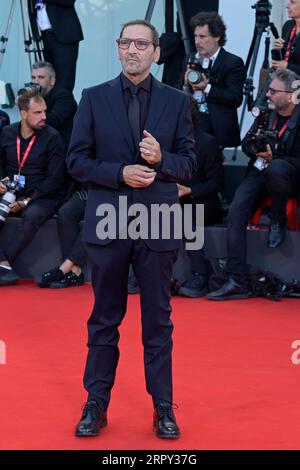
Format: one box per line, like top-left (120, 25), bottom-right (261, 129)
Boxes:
top-left (0, 90), bottom-right (64, 285)
top-left (31, 61), bottom-right (77, 151)
top-left (177, 99), bottom-right (224, 297)
top-left (27, 0), bottom-right (83, 91)
top-left (272, 0), bottom-right (300, 75)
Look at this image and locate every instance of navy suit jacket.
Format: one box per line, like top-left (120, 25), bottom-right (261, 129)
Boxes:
top-left (206, 48), bottom-right (246, 148)
top-left (67, 74), bottom-right (196, 251)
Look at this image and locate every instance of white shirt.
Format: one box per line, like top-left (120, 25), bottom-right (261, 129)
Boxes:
top-left (202, 47), bottom-right (221, 95)
top-left (36, 5), bottom-right (52, 31)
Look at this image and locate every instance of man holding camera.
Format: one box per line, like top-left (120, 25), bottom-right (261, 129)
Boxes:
top-left (207, 69), bottom-right (300, 301)
top-left (0, 89), bottom-right (64, 285)
top-left (183, 12), bottom-right (246, 148)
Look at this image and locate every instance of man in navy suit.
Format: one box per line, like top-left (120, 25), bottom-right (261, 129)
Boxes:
top-left (67, 19), bottom-right (196, 439)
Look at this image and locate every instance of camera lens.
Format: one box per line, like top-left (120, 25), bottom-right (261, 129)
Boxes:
top-left (187, 70), bottom-right (201, 85)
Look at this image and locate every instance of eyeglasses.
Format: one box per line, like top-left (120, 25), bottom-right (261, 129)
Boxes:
top-left (268, 87), bottom-right (293, 95)
top-left (116, 38), bottom-right (157, 50)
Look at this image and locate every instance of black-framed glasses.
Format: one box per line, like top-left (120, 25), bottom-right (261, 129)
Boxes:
top-left (268, 87), bottom-right (293, 95)
top-left (116, 38), bottom-right (157, 50)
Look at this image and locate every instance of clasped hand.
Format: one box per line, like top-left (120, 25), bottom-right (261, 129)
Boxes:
top-left (122, 130), bottom-right (162, 188)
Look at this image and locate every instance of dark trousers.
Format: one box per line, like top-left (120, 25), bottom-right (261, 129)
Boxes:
top-left (42, 31), bottom-right (79, 91)
top-left (57, 193), bottom-right (86, 267)
top-left (197, 112), bottom-right (214, 137)
top-left (186, 199), bottom-right (223, 275)
top-left (226, 160), bottom-right (300, 282)
top-left (0, 199), bottom-right (58, 263)
top-left (83, 239), bottom-right (178, 411)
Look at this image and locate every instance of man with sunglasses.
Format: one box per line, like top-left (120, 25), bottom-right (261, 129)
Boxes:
top-left (207, 68), bottom-right (300, 301)
top-left (67, 20), bottom-right (196, 438)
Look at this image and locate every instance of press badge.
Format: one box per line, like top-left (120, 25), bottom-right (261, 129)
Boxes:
top-left (14, 174), bottom-right (26, 188)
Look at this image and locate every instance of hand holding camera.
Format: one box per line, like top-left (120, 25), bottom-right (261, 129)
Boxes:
top-left (272, 37), bottom-right (285, 51)
top-left (0, 178), bottom-right (9, 195)
top-left (185, 55), bottom-right (212, 90)
top-left (256, 143), bottom-right (273, 161)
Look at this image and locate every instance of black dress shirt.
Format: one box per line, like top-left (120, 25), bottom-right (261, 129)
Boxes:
top-left (121, 72), bottom-right (152, 139)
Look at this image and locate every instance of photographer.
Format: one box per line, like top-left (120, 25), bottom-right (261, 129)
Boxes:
top-left (30, 61), bottom-right (77, 151)
top-left (272, 0), bottom-right (300, 75)
top-left (0, 89), bottom-right (64, 286)
top-left (207, 69), bottom-right (300, 301)
top-left (182, 12), bottom-right (246, 148)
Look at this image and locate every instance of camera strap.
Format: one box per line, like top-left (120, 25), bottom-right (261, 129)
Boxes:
top-left (16, 135), bottom-right (37, 175)
top-left (272, 115), bottom-right (289, 138)
top-left (284, 24), bottom-right (297, 62)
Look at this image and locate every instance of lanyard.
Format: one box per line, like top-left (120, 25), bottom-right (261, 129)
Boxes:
top-left (273, 115), bottom-right (289, 138)
top-left (16, 135), bottom-right (36, 175)
top-left (284, 24), bottom-right (297, 62)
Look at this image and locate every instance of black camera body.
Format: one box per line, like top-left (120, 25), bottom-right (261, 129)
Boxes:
top-left (242, 128), bottom-right (278, 156)
top-left (0, 178), bottom-right (21, 227)
top-left (187, 55), bottom-right (212, 85)
top-left (17, 83), bottom-right (42, 96)
top-left (271, 48), bottom-right (283, 61)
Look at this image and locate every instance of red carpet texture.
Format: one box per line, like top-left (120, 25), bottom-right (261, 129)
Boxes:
top-left (0, 281), bottom-right (300, 450)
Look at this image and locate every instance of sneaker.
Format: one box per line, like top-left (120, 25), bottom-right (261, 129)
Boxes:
top-left (50, 271), bottom-right (84, 288)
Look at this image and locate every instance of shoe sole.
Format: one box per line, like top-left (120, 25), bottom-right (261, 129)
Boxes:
top-left (75, 419), bottom-right (107, 437)
top-left (0, 279), bottom-right (18, 286)
top-left (177, 288), bottom-right (207, 298)
top-left (153, 422), bottom-right (180, 439)
top-left (155, 432), bottom-right (180, 439)
top-left (206, 293), bottom-right (251, 301)
top-left (49, 282), bottom-right (85, 289)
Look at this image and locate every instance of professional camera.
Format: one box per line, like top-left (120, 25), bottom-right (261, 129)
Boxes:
top-left (17, 83), bottom-right (42, 96)
top-left (0, 178), bottom-right (20, 227)
top-left (187, 55), bottom-right (212, 85)
top-left (252, 0), bottom-right (272, 29)
top-left (242, 128), bottom-right (278, 156)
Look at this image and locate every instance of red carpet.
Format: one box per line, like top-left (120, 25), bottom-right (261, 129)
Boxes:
top-left (1, 281), bottom-right (300, 450)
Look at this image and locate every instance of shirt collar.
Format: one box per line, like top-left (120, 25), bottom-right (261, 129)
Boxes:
top-left (196, 47), bottom-right (221, 65)
top-left (121, 73), bottom-right (152, 93)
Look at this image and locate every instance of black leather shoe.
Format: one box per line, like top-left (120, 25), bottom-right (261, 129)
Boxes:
top-left (206, 278), bottom-right (250, 301)
top-left (50, 271), bottom-right (84, 288)
top-left (36, 267), bottom-right (64, 288)
top-left (268, 221), bottom-right (286, 248)
top-left (153, 403), bottom-right (180, 439)
top-left (75, 400), bottom-right (107, 437)
top-left (0, 266), bottom-right (20, 286)
top-left (178, 273), bottom-right (207, 298)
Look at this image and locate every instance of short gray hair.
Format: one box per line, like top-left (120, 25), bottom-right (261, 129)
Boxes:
top-left (271, 68), bottom-right (300, 91)
top-left (32, 61), bottom-right (56, 78)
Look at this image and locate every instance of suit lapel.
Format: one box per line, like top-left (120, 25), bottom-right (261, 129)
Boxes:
top-left (211, 47), bottom-right (225, 75)
top-left (105, 75), bottom-right (135, 152)
top-left (144, 76), bottom-right (168, 133)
